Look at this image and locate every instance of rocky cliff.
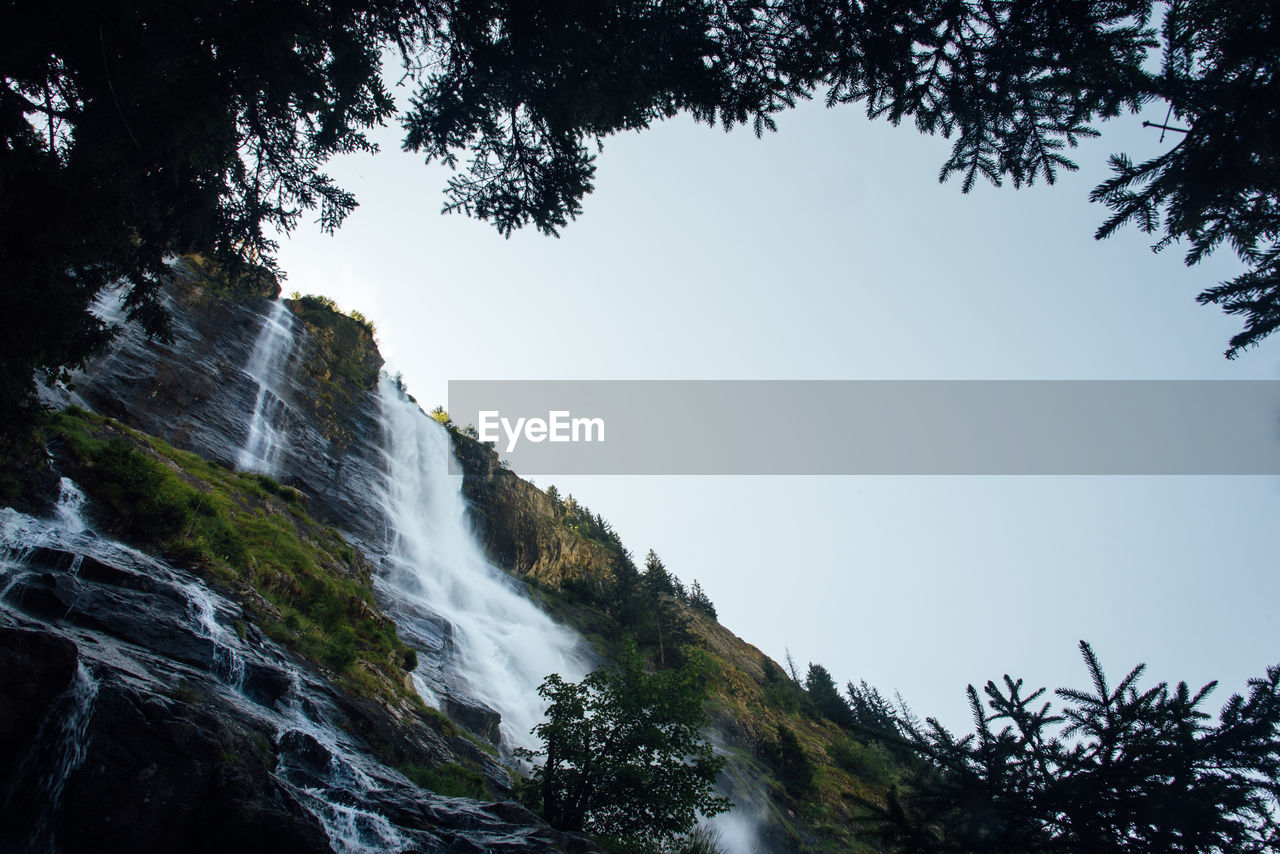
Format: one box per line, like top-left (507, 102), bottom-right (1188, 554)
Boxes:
top-left (4, 266), bottom-right (891, 853)
top-left (2, 266), bottom-right (597, 853)
top-left (453, 432), bottom-right (892, 852)
top-left (452, 435), bottom-right (615, 589)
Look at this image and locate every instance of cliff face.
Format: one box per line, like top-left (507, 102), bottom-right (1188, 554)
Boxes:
top-left (456, 441), bottom-right (888, 853)
top-left (452, 434), bottom-right (615, 588)
top-left (4, 270), bottom-right (597, 853)
top-left (6, 270), bottom-right (887, 853)
top-left (67, 262), bottom-right (388, 549)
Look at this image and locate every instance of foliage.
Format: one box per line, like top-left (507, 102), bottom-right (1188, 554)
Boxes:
top-left (536, 491), bottom-right (717, 661)
top-left (863, 641), bottom-right (1280, 852)
top-left (806, 663), bottom-right (855, 729)
top-left (826, 736), bottom-right (898, 789)
top-left (399, 761), bottom-right (489, 799)
top-left (760, 724), bottom-right (816, 802)
top-left (428, 406), bottom-right (454, 429)
top-left (1090, 0), bottom-right (1280, 356)
top-left (670, 825), bottom-right (726, 854)
top-left (762, 661), bottom-right (806, 715)
top-left (847, 680), bottom-right (905, 739)
top-left (3, 1), bottom-right (1279, 446)
top-left (45, 408), bottom-right (411, 702)
top-left (0, 0), bottom-right (426, 438)
top-left (287, 293), bottom-right (383, 411)
top-left (517, 640), bottom-right (731, 852)
top-left (789, 0), bottom-right (1279, 354)
top-left (687, 581), bottom-right (718, 620)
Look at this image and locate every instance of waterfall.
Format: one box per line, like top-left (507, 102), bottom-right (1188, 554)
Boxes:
top-left (2, 662), bottom-right (99, 852)
top-left (1, 496), bottom-right (455, 853)
top-left (376, 373), bottom-right (592, 751)
top-left (182, 581), bottom-right (247, 690)
top-left (238, 299), bottom-right (296, 475)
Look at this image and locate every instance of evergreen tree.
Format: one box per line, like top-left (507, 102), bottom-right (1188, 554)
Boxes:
top-left (761, 724), bottom-right (816, 802)
top-left (805, 663), bottom-right (855, 729)
top-left (846, 680), bottom-right (905, 741)
top-left (517, 640), bottom-right (731, 851)
top-left (863, 642), bottom-right (1280, 853)
top-left (643, 549), bottom-right (677, 596)
top-left (687, 580), bottom-right (718, 621)
top-left (6, 1), bottom-right (1279, 444)
top-left (638, 550), bottom-right (691, 667)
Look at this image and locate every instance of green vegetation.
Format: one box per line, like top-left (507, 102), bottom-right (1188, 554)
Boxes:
top-left (461, 439), bottom-right (899, 850)
top-left (517, 639), bottom-right (730, 853)
top-left (534, 486), bottom-right (720, 667)
top-left (4, 1), bottom-right (1278, 450)
top-left (399, 762), bottom-right (489, 800)
top-left (761, 725), bottom-right (816, 801)
top-left (44, 407), bottom-right (410, 703)
top-left (288, 294), bottom-right (381, 387)
top-left (862, 642), bottom-right (1280, 853)
top-left (283, 294), bottom-right (382, 449)
top-left (180, 254), bottom-right (280, 301)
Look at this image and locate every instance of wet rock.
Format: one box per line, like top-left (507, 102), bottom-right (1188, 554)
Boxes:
top-left (4, 570), bottom-right (216, 672)
top-left (69, 275), bottom-right (388, 549)
top-left (241, 661), bottom-right (293, 708)
top-left (56, 680), bottom-right (332, 854)
top-left (0, 627), bottom-right (78, 774)
top-left (278, 728), bottom-right (334, 775)
top-left (443, 695), bottom-right (502, 745)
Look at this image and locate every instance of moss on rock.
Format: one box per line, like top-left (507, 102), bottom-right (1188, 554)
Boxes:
top-left (44, 407), bottom-right (410, 705)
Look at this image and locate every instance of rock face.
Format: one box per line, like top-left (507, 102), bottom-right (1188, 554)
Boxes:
top-left (452, 434), bottom-right (614, 588)
top-left (0, 508), bottom-right (589, 853)
top-left (67, 265), bottom-right (388, 550)
top-left (3, 271), bottom-right (602, 853)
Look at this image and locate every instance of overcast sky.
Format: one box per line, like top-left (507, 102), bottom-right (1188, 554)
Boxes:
top-left (272, 96), bottom-right (1280, 732)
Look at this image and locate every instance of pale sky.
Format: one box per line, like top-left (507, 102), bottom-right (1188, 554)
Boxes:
top-left (272, 96), bottom-right (1280, 732)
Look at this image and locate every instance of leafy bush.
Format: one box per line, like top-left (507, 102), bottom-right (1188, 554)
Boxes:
top-left (518, 640), bottom-right (731, 851)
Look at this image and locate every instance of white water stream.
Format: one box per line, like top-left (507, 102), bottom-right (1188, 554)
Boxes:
top-left (376, 374), bottom-right (592, 751)
top-left (238, 299), bottom-right (296, 475)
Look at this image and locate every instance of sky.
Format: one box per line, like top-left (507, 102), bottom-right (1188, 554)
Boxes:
top-left (271, 94), bottom-right (1280, 733)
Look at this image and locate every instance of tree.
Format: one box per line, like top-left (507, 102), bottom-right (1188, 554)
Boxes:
top-left (760, 723), bottom-right (816, 802)
top-left (5, 2), bottom-right (1279, 445)
top-left (517, 640), bottom-right (731, 852)
top-left (862, 641), bottom-right (1280, 853)
top-left (639, 551), bottom-right (693, 667)
top-left (687, 580), bottom-right (718, 621)
top-left (0, 0), bottom-right (803, 443)
top-left (805, 662), bottom-right (855, 729)
top-left (788, 1), bottom-right (1279, 357)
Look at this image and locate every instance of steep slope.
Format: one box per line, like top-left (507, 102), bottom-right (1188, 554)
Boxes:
top-left (3, 264), bottom-right (597, 853)
top-left (5, 264), bottom-right (897, 853)
top-left (453, 435), bottom-right (899, 852)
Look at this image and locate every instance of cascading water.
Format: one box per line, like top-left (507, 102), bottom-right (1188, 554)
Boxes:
top-left (238, 299), bottom-right (296, 475)
top-left (376, 373), bottom-right (593, 751)
top-left (1, 485), bottom-right (573, 853)
top-left (2, 662), bottom-right (99, 852)
top-left (182, 581), bottom-right (247, 690)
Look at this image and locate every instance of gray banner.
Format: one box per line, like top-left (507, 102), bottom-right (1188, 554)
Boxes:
top-left (446, 381), bottom-right (1280, 474)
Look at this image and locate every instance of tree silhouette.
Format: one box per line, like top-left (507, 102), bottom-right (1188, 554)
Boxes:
top-left (5, 1), bottom-right (1278, 442)
top-left (862, 641), bottom-right (1280, 853)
